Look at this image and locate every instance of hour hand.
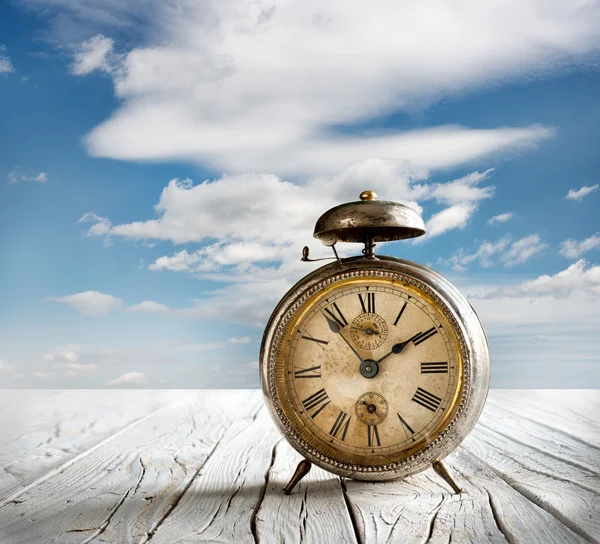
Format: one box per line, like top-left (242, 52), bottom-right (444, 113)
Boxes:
top-left (375, 343), bottom-right (403, 364)
top-left (376, 332), bottom-right (422, 364)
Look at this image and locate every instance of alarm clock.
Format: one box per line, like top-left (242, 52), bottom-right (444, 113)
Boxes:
top-left (259, 191), bottom-right (489, 494)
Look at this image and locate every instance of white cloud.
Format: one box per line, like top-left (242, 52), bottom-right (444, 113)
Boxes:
top-left (559, 233), bottom-right (600, 258)
top-left (31, 172), bottom-right (48, 182)
top-left (442, 234), bottom-right (545, 271)
top-left (0, 359), bottom-right (22, 378)
top-left (481, 259), bottom-right (600, 299)
top-left (39, 344), bottom-right (97, 378)
top-left (426, 169), bottom-right (496, 205)
top-left (8, 169), bottom-right (49, 183)
top-left (45, 290), bottom-right (123, 315)
top-left (42, 343), bottom-right (80, 363)
top-left (112, 278), bottom-right (291, 327)
top-left (500, 234), bottom-right (547, 267)
top-left (76, 167), bottom-right (507, 327)
top-left (81, 167), bottom-right (495, 252)
top-left (488, 212), bottom-right (514, 225)
top-left (33, 1), bottom-right (594, 174)
top-left (108, 371), bottom-right (149, 386)
top-left (86, 118), bottom-right (551, 177)
top-left (70, 34), bottom-right (116, 75)
top-left (78, 211), bottom-right (113, 242)
top-left (565, 184), bottom-right (599, 201)
top-left (424, 202), bottom-right (477, 239)
top-left (442, 237), bottom-right (511, 272)
top-left (228, 336), bottom-right (251, 344)
top-left (0, 44), bottom-right (14, 73)
top-left (126, 300), bottom-right (170, 313)
top-left (463, 262), bottom-right (600, 386)
top-left (465, 281), bottom-right (600, 387)
top-left (416, 169), bottom-right (497, 240)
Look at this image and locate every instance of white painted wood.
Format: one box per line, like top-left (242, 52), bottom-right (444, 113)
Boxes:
top-left (462, 427), bottom-right (600, 541)
top-left (0, 390), bottom-right (177, 495)
top-left (0, 390), bottom-right (597, 544)
top-left (256, 440), bottom-right (358, 543)
top-left (342, 448), bottom-right (586, 544)
top-left (0, 390), bottom-right (261, 543)
top-left (141, 406), bottom-right (281, 544)
top-left (477, 404), bottom-right (599, 474)
top-left (488, 390), bottom-right (600, 448)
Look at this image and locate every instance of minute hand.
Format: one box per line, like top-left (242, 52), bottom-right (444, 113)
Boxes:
top-left (375, 331), bottom-right (423, 364)
top-left (324, 315), bottom-right (364, 363)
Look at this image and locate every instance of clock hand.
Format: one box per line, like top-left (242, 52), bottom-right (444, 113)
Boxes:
top-left (350, 326), bottom-right (380, 335)
top-left (375, 332), bottom-right (423, 364)
top-left (324, 314), bottom-right (365, 363)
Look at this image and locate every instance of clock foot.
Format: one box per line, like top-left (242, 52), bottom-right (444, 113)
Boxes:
top-left (432, 460), bottom-right (465, 494)
top-left (282, 459), bottom-right (312, 495)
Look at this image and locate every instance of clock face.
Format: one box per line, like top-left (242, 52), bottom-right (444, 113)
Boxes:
top-left (274, 276), bottom-right (463, 467)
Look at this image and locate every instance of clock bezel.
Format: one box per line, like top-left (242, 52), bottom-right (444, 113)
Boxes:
top-left (260, 256), bottom-right (490, 480)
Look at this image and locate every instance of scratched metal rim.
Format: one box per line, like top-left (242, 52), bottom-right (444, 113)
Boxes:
top-left (260, 256), bottom-right (490, 480)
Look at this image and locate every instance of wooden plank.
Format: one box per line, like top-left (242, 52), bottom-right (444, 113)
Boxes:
top-left (487, 391), bottom-right (600, 448)
top-left (463, 426), bottom-right (600, 541)
top-left (0, 390), bottom-right (261, 543)
top-left (256, 440), bottom-right (357, 543)
top-left (143, 407), bottom-right (281, 543)
top-left (342, 448), bottom-right (586, 544)
top-left (479, 404), bottom-right (599, 475)
top-left (0, 390), bottom-right (177, 495)
top-left (472, 421), bottom-right (600, 496)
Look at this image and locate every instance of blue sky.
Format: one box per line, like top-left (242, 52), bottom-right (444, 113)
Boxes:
top-left (1, 0), bottom-right (599, 388)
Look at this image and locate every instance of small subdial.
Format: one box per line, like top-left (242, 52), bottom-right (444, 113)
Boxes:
top-left (355, 392), bottom-right (389, 426)
top-left (350, 313), bottom-right (388, 350)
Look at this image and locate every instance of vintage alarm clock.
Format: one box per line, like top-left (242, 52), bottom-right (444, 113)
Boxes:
top-left (259, 191), bottom-right (489, 494)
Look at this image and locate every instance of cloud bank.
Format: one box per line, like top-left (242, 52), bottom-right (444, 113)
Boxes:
top-left (50, 0), bottom-right (600, 175)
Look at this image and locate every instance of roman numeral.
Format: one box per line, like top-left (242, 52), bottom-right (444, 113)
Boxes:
top-left (412, 387), bottom-right (442, 412)
top-left (367, 424), bottom-right (381, 447)
top-left (294, 365), bottom-right (321, 379)
top-left (301, 333), bottom-right (328, 351)
top-left (329, 410), bottom-right (351, 441)
top-left (397, 413), bottom-right (415, 435)
top-left (421, 362), bottom-right (448, 374)
top-left (358, 292), bottom-right (375, 313)
top-left (323, 302), bottom-right (348, 328)
top-left (393, 301), bottom-right (407, 326)
top-left (412, 327), bottom-right (438, 346)
top-left (302, 388), bottom-right (330, 418)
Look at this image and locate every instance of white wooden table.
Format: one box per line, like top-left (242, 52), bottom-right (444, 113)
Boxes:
top-left (0, 390), bottom-right (598, 543)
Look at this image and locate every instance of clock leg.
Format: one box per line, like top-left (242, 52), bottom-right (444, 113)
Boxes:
top-left (432, 460), bottom-right (465, 494)
top-left (282, 459), bottom-right (312, 495)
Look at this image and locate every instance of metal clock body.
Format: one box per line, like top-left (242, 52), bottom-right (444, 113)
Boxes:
top-left (260, 256), bottom-right (489, 481)
top-left (259, 191), bottom-right (490, 492)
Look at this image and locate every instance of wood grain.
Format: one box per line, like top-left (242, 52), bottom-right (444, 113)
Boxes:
top-left (256, 440), bottom-right (358, 544)
top-left (0, 390), bottom-right (597, 544)
top-left (0, 390), bottom-right (177, 495)
top-left (0, 390), bottom-right (261, 543)
top-left (488, 390), bottom-right (600, 448)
